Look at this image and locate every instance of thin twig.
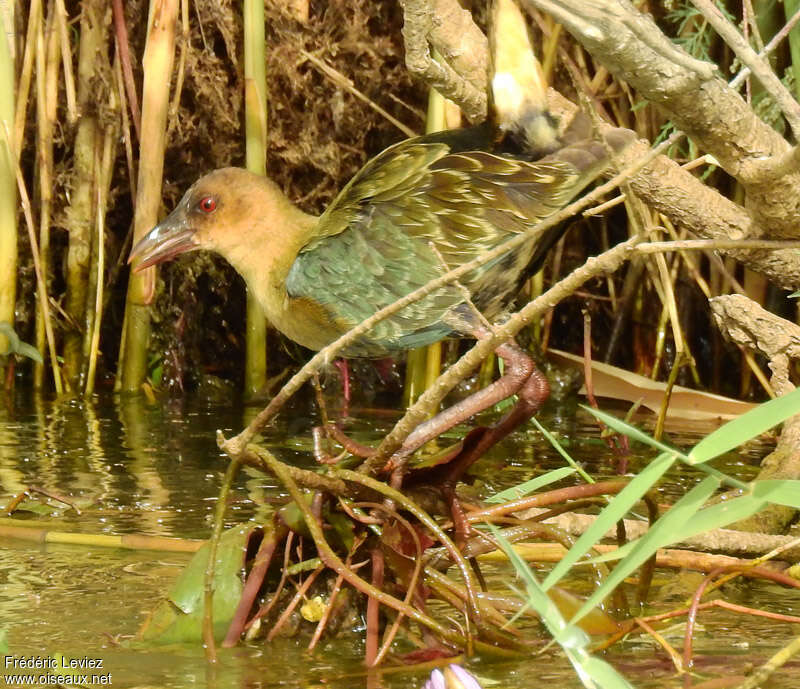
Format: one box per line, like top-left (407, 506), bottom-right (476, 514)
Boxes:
top-left (333, 468), bottom-right (481, 626)
top-left (249, 444), bottom-right (470, 647)
top-left (729, 5), bottom-right (800, 89)
top-left (300, 50), bottom-right (416, 138)
top-left (112, 0), bottom-right (141, 139)
top-left (1, 123), bottom-right (62, 393)
top-left (53, 0), bottom-right (76, 123)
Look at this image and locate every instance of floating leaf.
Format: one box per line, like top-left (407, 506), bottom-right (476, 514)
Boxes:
top-left (139, 523), bottom-right (260, 644)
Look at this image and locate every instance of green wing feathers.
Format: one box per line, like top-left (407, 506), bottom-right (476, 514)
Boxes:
top-left (285, 126), bottom-right (632, 356)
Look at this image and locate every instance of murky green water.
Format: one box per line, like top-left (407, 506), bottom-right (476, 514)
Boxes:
top-left (0, 392), bottom-right (798, 688)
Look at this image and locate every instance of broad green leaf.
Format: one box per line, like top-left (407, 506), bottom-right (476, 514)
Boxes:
top-left (688, 386), bottom-right (800, 464)
top-left (584, 489), bottom-right (772, 566)
top-left (587, 490), bottom-right (768, 566)
top-left (15, 341), bottom-right (42, 363)
top-left (0, 322), bottom-right (20, 353)
top-left (671, 493), bottom-right (766, 539)
top-left (491, 528), bottom-right (633, 689)
top-left (493, 526), bottom-right (569, 637)
top-left (575, 656), bottom-right (635, 689)
top-left (542, 452), bottom-right (675, 591)
top-left (751, 479), bottom-right (800, 509)
top-left (0, 322), bottom-right (42, 363)
top-left (139, 523), bottom-right (259, 644)
top-left (581, 405), bottom-right (689, 460)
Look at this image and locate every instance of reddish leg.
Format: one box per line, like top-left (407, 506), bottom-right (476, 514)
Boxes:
top-left (392, 340), bottom-right (549, 543)
top-left (320, 335), bottom-right (550, 526)
top-left (333, 359), bottom-right (351, 418)
top-left (389, 339), bottom-right (549, 485)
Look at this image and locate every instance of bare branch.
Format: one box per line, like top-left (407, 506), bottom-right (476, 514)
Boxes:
top-left (525, 0), bottom-right (800, 238)
top-left (690, 0), bottom-right (800, 138)
top-left (399, 0), bottom-right (489, 122)
top-left (710, 294), bottom-right (800, 394)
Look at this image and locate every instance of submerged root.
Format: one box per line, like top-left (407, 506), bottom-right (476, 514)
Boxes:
top-left (202, 441), bottom-right (630, 660)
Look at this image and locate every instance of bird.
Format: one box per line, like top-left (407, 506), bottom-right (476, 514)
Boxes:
top-left (128, 0), bottom-right (633, 493)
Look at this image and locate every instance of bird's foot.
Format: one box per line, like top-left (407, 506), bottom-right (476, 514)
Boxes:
top-left (386, 338), bottom-right (549, 478)
top-left (312, 423), bottom-right (376, 464)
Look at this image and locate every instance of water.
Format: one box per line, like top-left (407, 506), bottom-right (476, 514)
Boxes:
top-left (0, 392), bottom-right (796, 688)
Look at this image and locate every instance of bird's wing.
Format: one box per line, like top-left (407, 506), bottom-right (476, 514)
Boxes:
top-left (285, 133), bottom-right (614, 355)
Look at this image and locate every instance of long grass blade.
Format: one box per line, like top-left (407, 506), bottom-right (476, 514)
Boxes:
top-left (570, 475), bottom-right (721, 623)
top-left (541, 452), bottom-right (675, 590)
top-left (688, 386), bottom-right (800, 463)
top-left (581, 405), bottom-right (690, 460)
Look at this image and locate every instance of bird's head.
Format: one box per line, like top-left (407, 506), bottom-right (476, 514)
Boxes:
top-left (128, 167), bottom-right (291, 272)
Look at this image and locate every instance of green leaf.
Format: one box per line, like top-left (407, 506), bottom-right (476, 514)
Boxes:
top-left (139, 523), bottom-right (259, 644)
top-left (0, 322), bottom-right (43, 363)
top-left (286, 557), bottom-right (323, 576)
top-left (576, 656), bottom-right (636, 689)
top-left (688, 386), bottom-right (800, 464)
top-left (486, 466), bottom-right (577, 503)
top-left (489, 525), bottom-right (576, 642)
top-left (15, 341), bottom-right (43, 363)
top-left (490, 526), bottom-right (634, 689)
top-left (581, 405), bottom-right (689, 460)
top-left (671, 493), bottom-right (766, 538)
top-left (541, 452), bottom-right (675, 591)
top-left (581, 487), bottom-right (772, 567)
top-left (571, 476), bottom-right (721, 623)
top-left (532, 417), bottom-right (595, 485)
top-left (751, 479), bottom-right (800, 509)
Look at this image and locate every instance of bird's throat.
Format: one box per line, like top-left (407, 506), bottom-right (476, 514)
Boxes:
top-left (207, 181), bottom-right (320, 342)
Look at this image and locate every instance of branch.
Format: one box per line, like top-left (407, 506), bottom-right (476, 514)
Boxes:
top-left (709, 294), bottom-right (800, 394)
top-left (689, 0), bottom-right (800, 138)
top-left (547, 91), bottom-right (800, 288)
top-left (525, 0), bottom-right (800, 238)
top-left (399, 0), bottom-right (489, 122)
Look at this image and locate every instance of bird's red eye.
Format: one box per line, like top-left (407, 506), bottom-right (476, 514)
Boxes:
top-left (199, 196), bottom-right (217, 213)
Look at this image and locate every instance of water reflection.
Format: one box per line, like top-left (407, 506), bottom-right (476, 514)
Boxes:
top-left (0, 394), bottom-right (266, 537)
top-left (0, 393), bottom-right (783, 688)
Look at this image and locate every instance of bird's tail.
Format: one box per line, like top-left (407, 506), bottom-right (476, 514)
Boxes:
top-left (490, 0), bottom-right (635, 174)
top-left (490, 0), bottom-right (559, 155)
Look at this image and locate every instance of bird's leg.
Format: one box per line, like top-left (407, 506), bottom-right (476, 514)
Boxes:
top-left (388, 338), bottom-right (549, 484)
top-left (325, 424), bottom-right (376, 458)
top-left (389, 338), bottom-right (548, 545)
top-left (437, 356), bottom-right (549, 482)
top-left (333, 359), bottom-right (351, 418)
top-left (312, 359), bottom-right (365, 462)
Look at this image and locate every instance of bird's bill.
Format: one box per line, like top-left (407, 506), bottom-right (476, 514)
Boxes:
top-left (128, 219), bottom-right (199, 272)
